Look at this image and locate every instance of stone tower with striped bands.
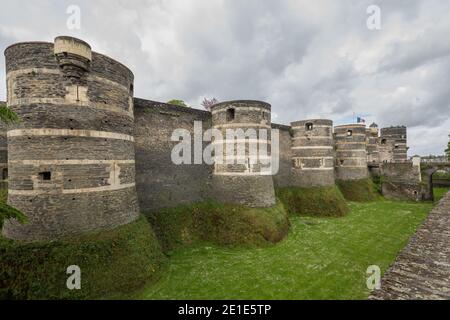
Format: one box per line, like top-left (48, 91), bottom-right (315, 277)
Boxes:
top-left (380, 126), bottom-right (408, 163)
top-left (2, 36), bottom-right (139, 241)
top-left (334, 124), bottom-right (369, 181)
top-left (210, 100), bottom-right (276, 207)
top-left (290, 119), bottom-right (335, 187)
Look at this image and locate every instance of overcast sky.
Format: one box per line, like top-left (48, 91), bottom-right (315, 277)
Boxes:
top-left (0, 0), bottom-right (449, 156)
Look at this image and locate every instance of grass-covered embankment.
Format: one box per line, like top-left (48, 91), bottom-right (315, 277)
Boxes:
top-left (434, 187), bottom-right (450, 202)
top-left (276, 186), bottom-right (349, 217)
top-left (337, 178), bottom-right (378, 202)
top-left (0, 216), bottom-right (166, 300)
top-left (140, 198), bottom-right (433, 300)
top-left (0, 187), bottom-right (166, 300)
top-left (145, 200), bottom-right (290, 252)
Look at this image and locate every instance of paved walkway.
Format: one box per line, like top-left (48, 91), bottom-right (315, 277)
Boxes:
top-left (370, 192), bottom-right (450, 300)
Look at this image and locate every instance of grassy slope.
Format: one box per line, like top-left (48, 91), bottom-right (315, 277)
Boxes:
top-left (276, 186), bottom-right (349, 217)
top-left (0, 188), bottom-right (166, 299)
top-left (434, 187), bottom-right (450, 202)
top-left (140, 199), bottom-right (433, 300)
top-left (337, 178), bottom-right (378, 202)
top-left (146, 200), bottom-right (290, 253)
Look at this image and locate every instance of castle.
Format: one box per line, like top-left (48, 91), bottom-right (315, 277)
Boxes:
top-left (1, 36), bottom-right (416, 241)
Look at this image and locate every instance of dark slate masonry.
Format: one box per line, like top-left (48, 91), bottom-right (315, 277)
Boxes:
top-left (133, 98), bottom-right (213, 212)
top-left (290, 119), bottom-right (335, 187)
top-left (0, 36), bottom-right (417, 241)
top-left (210, 100), bottom-right (276, 207)
top-left (334, 124), bottom-right (369, 181)
top-left (2, 37), bottom-right (139, 241)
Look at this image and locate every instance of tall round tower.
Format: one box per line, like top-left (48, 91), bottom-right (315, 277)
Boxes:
top-left (380, 126), bottom-right (407, 163)
top-left (3, 36), bottom-right (139, 241)
top-left (290, 119), bottom-right (335, 187)
top-left (334, 124), bottom-right (369, 180)
top-left (366, 123), bottom-right (379, 164)
top-left (210, 100), bottom-right (276, 207)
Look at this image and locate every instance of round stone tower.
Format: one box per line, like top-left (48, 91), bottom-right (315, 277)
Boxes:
top-left (210, 100), bottom-right (276, 207)
top-left (3, 36), bottom-right (139, 241)
top-left (290, 119), bottom-right (335, 187)
top-left (334, 124), bottom-right (369, 180)
top-left (366, 123), bottom-right (379, 164)
top-left (380, 126), bottom-right (407, 163)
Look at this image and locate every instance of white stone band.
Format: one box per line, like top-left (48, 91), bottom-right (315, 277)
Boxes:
top-left (9, 159), bottom-right (135, 166)
top-left (8, 183), bottom-right (136, 195)
top-left (7, 129), bottom-right (135, 142)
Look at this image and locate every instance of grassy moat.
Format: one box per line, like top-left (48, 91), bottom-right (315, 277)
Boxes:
top-left (0, 187), bottom-right (448, 300)
top-left (138, 198), bottom-right (435, 299)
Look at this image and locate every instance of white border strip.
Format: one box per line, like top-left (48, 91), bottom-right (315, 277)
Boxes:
top-left (291, 146), bottom-right (333, 150)
top-left (213, 123), bottom-right (271, 129)
top-left (293, 156), bottom-right (334, 160)
top-left (292, 136), bottom-right (331, 140)
top-left (211, 107), bottom-right (270, 115)
top-left (9, 159), bottom-right (135, 166)
top-left (297, 167), bottom-right (334, 171)
top-left (213, 171), bottom-right (273, 176)
top-left (7, 129), bottom-right (134, 142)
top-left (212, 139), bottom-right (271, 145)
top-left (291, 125), bottom-right (331, 129)
top-left (8, 183), bottom-right (136, 196)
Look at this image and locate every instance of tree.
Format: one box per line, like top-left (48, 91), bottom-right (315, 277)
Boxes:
top-left (167, 99), bottom-right (189, 108)
top-left (0, 101), bottom-right (26, 227)
top-left (445, 135), bottom-right (450, 159)
top-left (201, 98), bottom-right (219, 111)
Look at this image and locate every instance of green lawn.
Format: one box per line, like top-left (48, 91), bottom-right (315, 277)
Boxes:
top-left (140, 198), bottom-right (434, 300)
top-left (434, 187), bottom-right (450, 202)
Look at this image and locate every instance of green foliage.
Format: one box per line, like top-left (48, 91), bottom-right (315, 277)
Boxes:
top-left (145, 200), bottom-right (290, 253)
top-left (433, 187), bottom-right (450, 203)
top-left (166, 99), bottom-right (189, 108)
top-left (433, 171), bottom-right (450, 179)
top-left (337, 178), bottom-right (378, 202)
top-left (0, 216), bottom-right (166, 299)
top-left (371, 176), bottom-right (383, 194)
top-left (0, 105), bottom-right (20, 125)
top-left (445, 138), bottom-right (450, 157)
top-left (0, 188), bottom-right (28, 230)
top-left (276, 186), bottom-right (349, 217)
top-left (141, 199), bottom-right (433, 299)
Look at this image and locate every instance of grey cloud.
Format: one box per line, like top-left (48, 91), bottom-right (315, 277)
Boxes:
top-left (0, 0), bottom-right (449, 156)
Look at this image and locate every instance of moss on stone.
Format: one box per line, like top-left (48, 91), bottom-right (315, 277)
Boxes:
top-left (337, 178), bottom-right (378, 202)
top-left (145, 200), bottom-right (290, 253)
top-left (0, 216), bottom-right (166, 300)
top-left (275, 186), bottom-right (349, 217)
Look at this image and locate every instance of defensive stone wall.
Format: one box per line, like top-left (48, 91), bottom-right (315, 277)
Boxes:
top-left (0, 35), bottom-right (422, 242)
top-left (271, 123), bottom-right (292, 188)
top-left (381, 160), bottom-right (424, 201)
top-left (134, 98), bottom-right (212, 211)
